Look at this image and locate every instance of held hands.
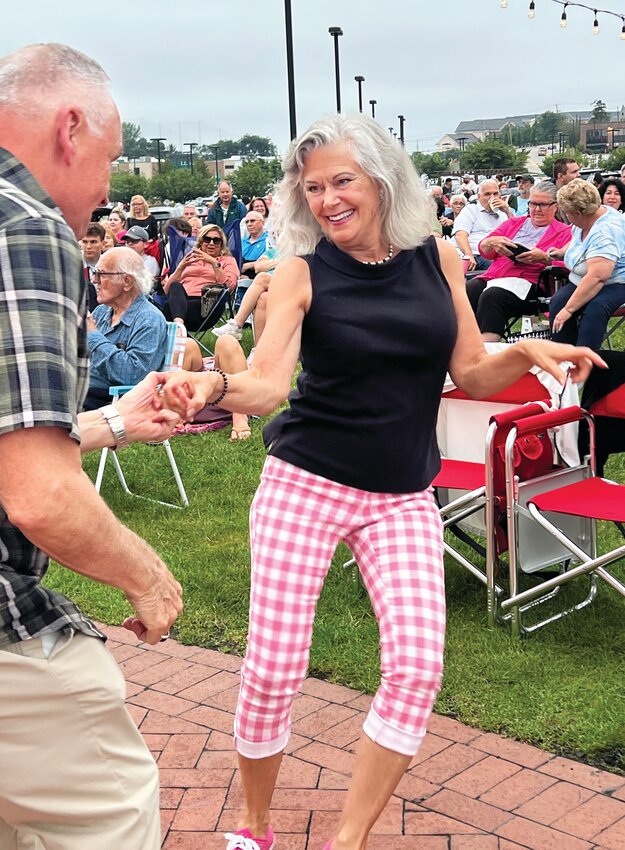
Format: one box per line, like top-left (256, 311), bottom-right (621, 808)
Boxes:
top-left (519, 340), bottom-right (607, 386)
top-left (115, 372), bottom-right (182, 443)
top-left (154, 369), bottom-right (223, 421)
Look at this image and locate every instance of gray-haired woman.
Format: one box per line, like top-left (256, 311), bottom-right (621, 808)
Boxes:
top-left (159, 113), bottom-right (604, 850)
top-left (84, 246), bottom-right (167, 410)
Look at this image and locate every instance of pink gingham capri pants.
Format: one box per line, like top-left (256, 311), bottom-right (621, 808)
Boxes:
top-left (234, 456), bottom-right (446, 759)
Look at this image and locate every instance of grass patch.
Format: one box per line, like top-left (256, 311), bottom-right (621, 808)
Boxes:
top-left (43, 325), bottom-right (625, 775)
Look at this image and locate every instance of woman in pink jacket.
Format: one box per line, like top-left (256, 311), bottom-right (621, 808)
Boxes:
top-left (466, 181), bottom-right (571, 341)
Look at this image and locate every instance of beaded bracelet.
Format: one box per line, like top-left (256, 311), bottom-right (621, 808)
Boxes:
top-left (210, 368), bottom-right (229, 406)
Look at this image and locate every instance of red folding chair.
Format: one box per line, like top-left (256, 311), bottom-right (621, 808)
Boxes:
top-left (496, 406), bottom-right (625, 636)
top-left (435, 373), bottom-right (551, 627)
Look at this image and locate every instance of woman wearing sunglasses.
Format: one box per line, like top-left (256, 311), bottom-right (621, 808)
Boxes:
top-left (162, 224), bottom-right (239, 329)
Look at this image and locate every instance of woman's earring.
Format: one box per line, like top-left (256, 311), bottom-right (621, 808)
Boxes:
top-left (379, 189), bottom-right (385, 202)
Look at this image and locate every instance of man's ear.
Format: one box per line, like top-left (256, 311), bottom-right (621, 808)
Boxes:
top-left (55, 106), bottom-right (84, 166)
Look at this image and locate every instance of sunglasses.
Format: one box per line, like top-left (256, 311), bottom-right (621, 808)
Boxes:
top-left (202, 235), bottom-right (223, 245)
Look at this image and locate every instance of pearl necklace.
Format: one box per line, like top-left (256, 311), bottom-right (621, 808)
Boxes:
top-left (360, 243), bottom-right (394, 266)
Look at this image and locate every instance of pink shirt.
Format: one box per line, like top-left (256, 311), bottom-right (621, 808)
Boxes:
top-left (180, 254), bottom-right (239, 295)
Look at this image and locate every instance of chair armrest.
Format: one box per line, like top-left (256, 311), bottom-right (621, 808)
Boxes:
top-left (514, 405), bottom-right (586, 434)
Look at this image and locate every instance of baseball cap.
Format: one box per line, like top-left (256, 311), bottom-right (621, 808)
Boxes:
top-left (517, 174), bottom-right (535, 184)
top-left (122, 225), bottom-right (149, 242)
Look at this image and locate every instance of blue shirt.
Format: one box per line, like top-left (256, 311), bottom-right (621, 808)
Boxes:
top-left (241, 231), bottom-right (269, 263)
top-left (88, 295), bottom-right (167, 391)
top-left (564, 206), bottom-right (625, 286)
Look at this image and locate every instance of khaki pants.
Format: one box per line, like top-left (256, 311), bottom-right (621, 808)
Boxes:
top-left (0, 632), bottom-right (160, 850)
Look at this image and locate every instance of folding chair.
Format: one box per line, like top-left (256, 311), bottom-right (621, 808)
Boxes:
top-left (94, 322), bottom-right (189, 508)
top-left (187, 285), bottom-right (232, 355)
top-left (494, 405), bottom-right (625, 636)
top-left (437, 374), bottom-right (551, 628)
top-left (501, 265), bottom-right (568, 341)
top-left (602, 303), bottom-right (625, 350)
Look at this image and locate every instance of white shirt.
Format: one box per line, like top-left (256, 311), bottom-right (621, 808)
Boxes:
top-left (142, 254), bottom-right (160, 278)
top-left (451, 203), bottom-right (508, 254)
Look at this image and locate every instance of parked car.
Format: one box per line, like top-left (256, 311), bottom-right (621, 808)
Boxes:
top-left (149, 206), bottom-right (177, 224)
top-left (537, 147), bottom-right (547, 156)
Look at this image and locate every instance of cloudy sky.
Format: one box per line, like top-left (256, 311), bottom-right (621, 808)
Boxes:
top-left (3, 1), bottom-right (623, 155)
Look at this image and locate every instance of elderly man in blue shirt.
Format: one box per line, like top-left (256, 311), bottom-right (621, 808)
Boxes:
top-left (85, 246), bottom-right (167, 409)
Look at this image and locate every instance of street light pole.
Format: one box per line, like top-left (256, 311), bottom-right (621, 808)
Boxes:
top-left (150, 137), bottom-right (166, 173)
top-left (369, 99), bottom-right (377, 119)
top-left (398, 114), bottom-right (405, 147)
top-left (328, 27), bottom-right (343, 113)
top-left (184, 142), bottom-right (198, 174)
top-left (284, 0), bottom-right (297, 139)
top-left (354, 76), bottom-right (365, 113)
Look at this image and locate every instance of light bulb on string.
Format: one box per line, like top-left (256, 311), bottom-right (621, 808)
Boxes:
top-left (500, 0), bottom-right (508, 8)
top-left (593, 11), bottom-right (600, 34)
top-left (560, 4), bottom-right (568, 28)
top-left (528, 1), bottom-right (536, 19)
top-left (621, 21), bottom-right (625, 40)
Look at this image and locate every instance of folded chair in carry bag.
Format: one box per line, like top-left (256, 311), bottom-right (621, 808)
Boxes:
top-left (94, 322), bottom-right (189, 508)
top-left (496, 406), bottom-right (625, 636)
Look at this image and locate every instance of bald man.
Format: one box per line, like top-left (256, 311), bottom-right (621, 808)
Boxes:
top-left (0, 43), bottom-right (182, 850)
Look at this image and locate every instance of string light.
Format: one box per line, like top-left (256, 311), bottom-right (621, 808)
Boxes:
top-left (593, 9), bottom-right (600, 32)
top-left (500, 1), bottom-right (625, 41)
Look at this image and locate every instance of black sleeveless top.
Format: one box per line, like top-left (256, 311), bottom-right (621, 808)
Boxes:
top-left (263, 236), bottom-right (458, 492)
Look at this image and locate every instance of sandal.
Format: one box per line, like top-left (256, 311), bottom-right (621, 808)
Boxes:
top-left (230, 427), bottom-right (252, 442)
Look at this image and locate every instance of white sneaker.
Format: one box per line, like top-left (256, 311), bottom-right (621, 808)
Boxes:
top-left (213, 319), bottom-right (242, 340)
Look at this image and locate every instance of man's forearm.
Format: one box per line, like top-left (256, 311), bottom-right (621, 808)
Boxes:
top-left (455, 232), bottom-right (473, 257)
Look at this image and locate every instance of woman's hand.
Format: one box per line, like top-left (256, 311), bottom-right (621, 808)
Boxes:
top-left (519, 340), bottom-right (607, 386)
top-left (552, 305), bottom-right (573, 334)
top-left (515, 247), bottom-right (549, 265)
top-left (115, 372), bottom-right (182, 443)
top-left (155, 369), bottom-right (222, 421)
top-left (485, 236), bottom-right (517, 258)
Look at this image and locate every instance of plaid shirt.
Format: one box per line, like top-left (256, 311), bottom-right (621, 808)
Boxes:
top-left (0, 148), bottom-right (103, 644)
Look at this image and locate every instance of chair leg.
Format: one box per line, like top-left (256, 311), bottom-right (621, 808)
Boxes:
top-left (94, 448), bottom-right (108, 493)
top-left (163, 439), bottom-right (189, 508)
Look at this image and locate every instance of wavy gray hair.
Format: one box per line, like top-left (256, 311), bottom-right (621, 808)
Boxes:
top-left (105, 247), bottom-right (154, 296)
top-left (270, 113), bottom-right (433, 258)
top-left (0, 43), bottom-right (112, 133)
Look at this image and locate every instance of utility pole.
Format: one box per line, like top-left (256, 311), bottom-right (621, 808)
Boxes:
top-left (184, 142), bottom-right (198, 174)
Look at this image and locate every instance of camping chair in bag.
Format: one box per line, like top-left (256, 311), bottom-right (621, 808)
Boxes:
top-left (94, 322), bottom-right (189, 508)
top-left (492, 405), bottom-right (625, 636)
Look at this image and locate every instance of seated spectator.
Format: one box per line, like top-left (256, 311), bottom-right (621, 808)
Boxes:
top-left (239, 211), bottom-right (269, 279)
top-left (126, 194), bottom-right (159, 241)
top-left (592, 171), bottom-right (604, 189)
top-left (81, 222), bottom-right (105, 312)
top-left (461, 174), bottom-right (478, 197)
top-left (188, 216), bottom-right (203, 238)
top-left (511, 174), bottom-right (534, 216)
top-left (442, 177), bottom-right (454, 200)
top-left (452, 179), bottom-right (513, 271)
top-left (161, 224), bottom-right (239, 329)
top-left (440, 194), bottom-right (467, 238)
top-left (121, 225), bottom-right (160, 278)
top-left (182, 204), bottom-right (197, 221)
top-left (248, 196), bottom-right (270, 221)
top-left (213, 248), bottom-right (278, 343)
top-left (214, 336), bottom-right (252, 441)
top-left (107, 206), bottom-right (127, 238)
top-left (102, 224), bottom-right (119, 251)
top-left (599, 178), bottom-right (625, 213)
top-left (466, 181), bottom-right (571, 341)
top-left (84, 247), bottom-right (167, 410)
top-left (550, 179), bottom-right (625, 349)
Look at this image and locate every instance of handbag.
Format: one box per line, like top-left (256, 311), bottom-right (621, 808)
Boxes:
top-left (200, 284), bottom-right (226, 319)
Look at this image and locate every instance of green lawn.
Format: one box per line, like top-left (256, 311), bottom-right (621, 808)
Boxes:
top-left (44, 326), bottom-right (625, 776)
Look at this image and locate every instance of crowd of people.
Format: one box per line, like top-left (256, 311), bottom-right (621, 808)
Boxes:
top-left (429, 158), bottom-right (625, 348)
top-left (0, 38), bottom-right (618, 850)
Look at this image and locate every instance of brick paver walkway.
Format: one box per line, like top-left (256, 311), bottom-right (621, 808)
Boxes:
top-left (104, 624), bottom-right (625, 849)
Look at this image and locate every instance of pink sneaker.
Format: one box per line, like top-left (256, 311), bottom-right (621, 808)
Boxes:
top-left (224, 826), bottom-right (276, 850)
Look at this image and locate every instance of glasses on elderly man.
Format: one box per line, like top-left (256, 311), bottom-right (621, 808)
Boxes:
top-left (528, 201), bottom-right (556, 210)
top-left (202, 235), bottom-right (223, 245)
top-left (92, 269), bottom-right (123, 283)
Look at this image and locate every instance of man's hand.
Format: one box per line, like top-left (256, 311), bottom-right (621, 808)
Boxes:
top-left (155, 369), bottom-right (222, 421)
top-left (115, 372), bottom-right (181, 443)
top-left (122, 564), bottom-right (184, 645)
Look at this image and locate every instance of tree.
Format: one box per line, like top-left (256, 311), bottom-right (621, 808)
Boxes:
top-left (108, 172), bottom-right (149, 204)
top-left (461, 140), bottom-right (527, 172)
top-left (148, 162), bottom-right (215, 203)
top-left (533, 111), bottom-right (566, 144)
top-left (540, 149), bottom-right (585, 178)
top-left (411, 150), bottom-right (456, 176)
top-left (591, 99), bottom-right (610, 122)
top-left (229, 159), bottom-right (282, 198)
top-left (237, 134), bottom-right (278, 158)
top-left (121, 122), bottom-right (152, 158)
